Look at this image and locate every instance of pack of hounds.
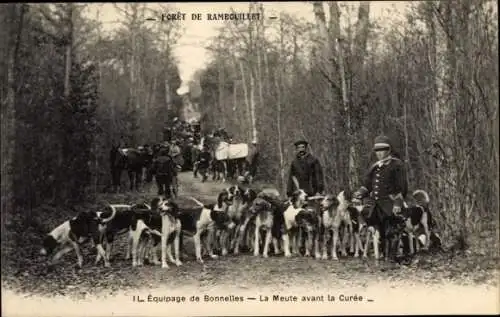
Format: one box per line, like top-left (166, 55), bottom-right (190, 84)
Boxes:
top-left (40, 185), bottom-right (443, 269)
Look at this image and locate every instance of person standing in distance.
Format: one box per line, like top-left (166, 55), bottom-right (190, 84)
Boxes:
top-left (286, 140), bottom-right (325, 198)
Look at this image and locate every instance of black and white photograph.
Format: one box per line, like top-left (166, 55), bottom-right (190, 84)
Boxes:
top-left (1, 2), bottom-right (498, 316)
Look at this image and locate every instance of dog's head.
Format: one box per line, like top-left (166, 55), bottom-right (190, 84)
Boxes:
top-left (337, 190), bottom-right (353, 206)
top-left (217, 189), bottom-right (233, 209)
top-left (290, 189), bottom-right (308, 208)
top-left (40, 234), bottom-right (59, 257)
top-left (158, 199), bottom-right (181, 218)
top-left (320, 194), bottom-right (340, 211)
top-left (242, 188), bottom-right (257, 205)
top-left (150, 196), bottom-right (166, 211)
top-left (209, 207), bottom-right (236, 230)
top-left (226, 185), bottom-right (242, 200)
top-left (295, 207), bottom-right (318, 233)
top-left (249, 197), bottom-right (272, 216)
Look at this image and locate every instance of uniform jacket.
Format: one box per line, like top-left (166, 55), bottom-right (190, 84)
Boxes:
top-left (286, 153), bottom-right (324, 197)
top-left (359, 156), bottom-right (408, 216)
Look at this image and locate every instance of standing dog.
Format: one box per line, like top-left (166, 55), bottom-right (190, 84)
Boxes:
top-left (130, 198), bottom-right (183, 268)
top-left (281, 189), bottom-right (308, 257)
top-left (249, 191), bottom-right (286, 258)
top-left (182, 194), bottom-right (236, 263)
top-left (94, 203), bottom-right (152, 266)
top-left (399, 189), bottom-right (438, 254)
top-left (320, 191), bottom-right (356, 260)
top-left (40, 209), bottom-right (117, 268)
top-left (233, 187), bottom-right (258, 254)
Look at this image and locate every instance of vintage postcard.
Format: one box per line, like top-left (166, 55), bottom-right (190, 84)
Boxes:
top-left (1, 2), bottom-right (498, 316)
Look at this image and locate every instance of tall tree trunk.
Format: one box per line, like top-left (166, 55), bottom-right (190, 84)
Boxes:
top-left (2, 3), bottom-right (25, 219)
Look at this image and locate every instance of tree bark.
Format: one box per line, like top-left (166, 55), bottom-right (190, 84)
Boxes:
top-left (2, 3), bottom-right (25, 218)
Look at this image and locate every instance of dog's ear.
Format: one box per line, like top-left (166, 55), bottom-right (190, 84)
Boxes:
top-left (217, 192), bottom-right (225, 208)
top-left (343, 189), bottom-right (353, 201)
top-left (150, 197), bottom-right (161, 210)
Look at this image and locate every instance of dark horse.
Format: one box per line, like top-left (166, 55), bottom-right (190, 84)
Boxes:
top-left (110, 145), bottom-right (153, 192)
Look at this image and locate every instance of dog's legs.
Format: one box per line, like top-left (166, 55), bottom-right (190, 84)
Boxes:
top-left (125, 231), bottom-right (133, 260)
top-left (340, 225), bottom-right (348, 257)
top-left (282, 231), bottom-right (291, 257)
top-left (131, 229), bottom-right (143, 267)
top-left (353, 232), bottom-right (360, 257)
top-left (373, 229), bottom-right (380, 260)
top-left (272, 237), bottom-right (280, 255)
top-left (421, 214), bottom-right (431, 251)
top-left (304, 231), bottom-right (312, 257)
top-left (253, 223), bottom-right (260, 256)
top-left (408, 231), bottom-right (415, 255)
top-left (235, 219), bottom-right (249, 255)
top-left (161, 220), bottom-right (170, 269)
top-left (165, 235), bottom-right (177, 265)
top-left (332, 227), bottom-right (339, 260)
top-left (137, 234), bottom-right (149, 266)
top-left (220, 229), bottom-right (229, 256)
top-left (105, 235), bottom-right (113, 263)
top-left (174, 224), bottom-right (183, 266)
top-left (349, 224), bottom-right (355, 254)
top-left (262, 229), bottom-right (272, 258)
top-left (295, 228), bottom-right (302, 255)
top-left (322, 228), bottom-right (329, 260)
top-left (363, 227), bottom-right (372, 258)
top-left (50, 245), bottom-right (74, 266)
top-left (193, 232), bottom-right (204, 263)
top-left (314, 230), bottom-right (321, 259)
top-left (206, 229), bottom-right (218, 259)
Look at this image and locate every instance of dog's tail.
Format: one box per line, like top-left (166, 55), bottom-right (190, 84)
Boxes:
top-left (412, 190), bottom-right (430, 208)
top-left (100, 204), bottom-right (119, 223)
top-left (187, 196), bottom-right (205, 208)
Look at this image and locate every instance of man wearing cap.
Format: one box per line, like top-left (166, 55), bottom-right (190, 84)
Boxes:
top-left (286, 140), bottom-right (325, 198)
top-left (354, 135), bottom-right (408, 259)
top-left (151, 148), bottom-right (176, 198)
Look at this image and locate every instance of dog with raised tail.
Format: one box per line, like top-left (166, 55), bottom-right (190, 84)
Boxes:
top-left (39, 208), bottom-right (117, 268)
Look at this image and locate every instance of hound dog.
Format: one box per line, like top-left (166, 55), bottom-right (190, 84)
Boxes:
top-left (398, 190), bottom-right (439, 254)
top-left (39, 209), bottom-right (117, 268)
top-left (212, 187), bottom-right (239, 255)
top-left (232, 187), bottom-right (258, 254)
top-left (281, 189), bottom-right (309, 257)
top-left (350, 196), bottom-right (383, 261)
top-left (295, 203), bottom-right (322, 259)
top-left (220, 185), bottom-right (260, 255)
top-left (320, 190), bottom-right (361, 260)
top-left (130, 198), bottom-right (183, 268)
top-left (182, 193), bottom-right (236, 263)
top-left (249, 191), bottom-right (286, 258)
top-left (94, 203), bottom-right (150, 266)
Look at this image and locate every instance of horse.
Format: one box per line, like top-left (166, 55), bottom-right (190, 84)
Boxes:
top-left (109, 145), bottom-right (153, 192)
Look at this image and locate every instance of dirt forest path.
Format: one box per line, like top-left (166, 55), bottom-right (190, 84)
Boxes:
top-left (2, 172), bottom-right (498, 315)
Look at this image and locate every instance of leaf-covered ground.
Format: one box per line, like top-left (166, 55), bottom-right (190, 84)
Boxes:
top-left (2, 172), bottom-right (498, 304)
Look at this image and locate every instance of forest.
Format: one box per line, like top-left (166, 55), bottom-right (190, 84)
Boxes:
top-left (0, 2), bottom-right (498, 296)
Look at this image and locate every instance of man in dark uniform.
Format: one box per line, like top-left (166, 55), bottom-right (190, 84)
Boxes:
top-left (151, 148), bottom-right (175, 198)
top-left (354, 135), bottom-right (408, 260)
top-left (286, 140), bottom-right (325, 197)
